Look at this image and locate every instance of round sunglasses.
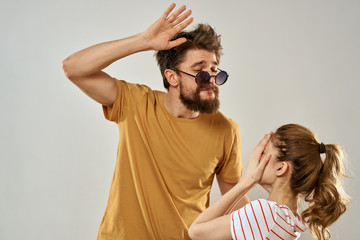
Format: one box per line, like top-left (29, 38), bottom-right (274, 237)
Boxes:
top-left (172, 68), bottom-right (229, 87)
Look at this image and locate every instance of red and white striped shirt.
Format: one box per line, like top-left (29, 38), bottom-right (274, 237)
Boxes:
top-left (231, 199), bottom-right (306, 240)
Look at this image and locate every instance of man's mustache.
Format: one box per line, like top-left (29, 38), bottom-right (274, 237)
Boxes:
top-left (199, 85), bottom-right (218, 92)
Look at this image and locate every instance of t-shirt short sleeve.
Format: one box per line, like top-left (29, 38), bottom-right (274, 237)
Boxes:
top-left (102, 79), bottom-right (128, 123)
top-left (216, 124), bottom-right (242, 183)
top-left (102, 79), bottom-right (149, 123)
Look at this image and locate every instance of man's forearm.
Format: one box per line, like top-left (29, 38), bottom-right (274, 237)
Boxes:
top-left (62, 33), bottom-right (150, 79)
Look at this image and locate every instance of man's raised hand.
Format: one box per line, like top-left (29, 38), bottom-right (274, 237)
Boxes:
top-left (140, 3), bottom-right (193, 51)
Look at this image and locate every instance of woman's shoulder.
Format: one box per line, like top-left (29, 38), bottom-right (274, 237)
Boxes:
top-left (263, 200), bottom-right (307, 239)
top-left (246, 198), bottom-right (276, 214)
top-left (231, 199), bottom-right (275, 217)
top-left (231, 199), bottom-right (306, 240)
top-left (230, 199), bottom-right (277, 240)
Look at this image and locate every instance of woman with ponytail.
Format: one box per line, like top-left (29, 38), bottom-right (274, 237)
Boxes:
top-left (188, 124), bottom-right (350, 240)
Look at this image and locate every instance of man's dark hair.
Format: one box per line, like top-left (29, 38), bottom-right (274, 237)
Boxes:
top-left (155, 24), bottom-right (223, 89)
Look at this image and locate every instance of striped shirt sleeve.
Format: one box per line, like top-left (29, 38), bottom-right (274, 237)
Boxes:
top-left (230, 199), bottom-right (306, 240)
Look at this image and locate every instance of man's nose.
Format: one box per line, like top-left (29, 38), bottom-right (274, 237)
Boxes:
top-left (208, 74), bottom-right (216, 84)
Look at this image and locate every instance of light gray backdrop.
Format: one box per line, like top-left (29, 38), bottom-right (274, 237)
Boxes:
top-left (1, 0), bottom-right (359, 239)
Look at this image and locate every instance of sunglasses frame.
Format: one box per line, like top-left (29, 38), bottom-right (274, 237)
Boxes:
top-left (171, 68), bottom-right (229, 87)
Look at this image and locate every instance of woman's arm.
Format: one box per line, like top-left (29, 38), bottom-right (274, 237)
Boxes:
top-left (224, 194), bottom-right (250, 215)
top-left (188, 179), bottom-right (255, 239)
top-left (188, 133), bottom-right (272, 240)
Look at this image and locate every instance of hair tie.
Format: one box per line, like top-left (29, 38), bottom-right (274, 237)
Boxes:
top-left (319, 142), bottom-right (326, 154)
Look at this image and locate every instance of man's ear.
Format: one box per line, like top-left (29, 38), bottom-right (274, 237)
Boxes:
top-left (164, 69), bottom-right (179, 87)
top-left (275, 162), bottom-right (289, 177)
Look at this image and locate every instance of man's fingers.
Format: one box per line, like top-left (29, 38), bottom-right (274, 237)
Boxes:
top-left (166, 16), bottom-right (193, 49)
top-left (167, 37), bottom-right (187, 49)
top-left (167, 5), bottom-right (187, 22)
top-left (174, 17), bottom-right (193, 32)
top-left (162, 3), bottom-right (176, 19)
top-left (172, 10), bottom-right (192, 26)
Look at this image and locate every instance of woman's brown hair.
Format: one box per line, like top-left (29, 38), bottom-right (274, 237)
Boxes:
top-left (272, 124), bottom-right (350, 240)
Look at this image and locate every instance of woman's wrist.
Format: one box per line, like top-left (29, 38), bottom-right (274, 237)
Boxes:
top-left (234, 178), bottom-right (256, 197)
top-left (241, 174), bottom-right (258, 187)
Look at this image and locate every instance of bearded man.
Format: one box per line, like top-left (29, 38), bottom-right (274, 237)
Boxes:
top-left (62, 4), bottom-right (245, 240)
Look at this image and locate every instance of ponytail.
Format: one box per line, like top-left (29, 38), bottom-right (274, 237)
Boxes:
top-left (302, 144), bottom-right (350, 240)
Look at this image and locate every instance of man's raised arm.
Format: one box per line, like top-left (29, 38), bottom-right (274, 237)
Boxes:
top-left (62, 3), bottom-right (193, 107)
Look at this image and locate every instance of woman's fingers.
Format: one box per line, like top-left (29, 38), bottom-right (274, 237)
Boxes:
top-left (251, 133), bottom-right (272, 159)
top-left (258, 133), bottom-right (271, 148)
top-left (259, 153), bottom-right (271, 170)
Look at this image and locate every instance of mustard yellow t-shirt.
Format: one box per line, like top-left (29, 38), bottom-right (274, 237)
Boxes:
top-left (97, 79), bottom-right (242, 240)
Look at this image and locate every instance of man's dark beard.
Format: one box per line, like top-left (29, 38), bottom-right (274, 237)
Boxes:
top-left (179, 84), bottom-right (220, 114)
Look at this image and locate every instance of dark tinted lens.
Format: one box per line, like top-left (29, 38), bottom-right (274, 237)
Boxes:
top-left (196, 71), bottom-right (211, 86)
top-left (215, 71), bottom-right (228, 85)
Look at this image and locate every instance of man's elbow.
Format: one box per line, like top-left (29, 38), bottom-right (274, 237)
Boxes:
top-left (61, 57), bottom-right (76, 81)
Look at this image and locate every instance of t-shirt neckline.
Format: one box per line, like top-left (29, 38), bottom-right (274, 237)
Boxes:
top-left (157, 91), bottom-right (208, 123)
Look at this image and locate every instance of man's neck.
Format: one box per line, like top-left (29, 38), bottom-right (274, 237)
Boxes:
top-left (163, 92), bottom-right (201, 119)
